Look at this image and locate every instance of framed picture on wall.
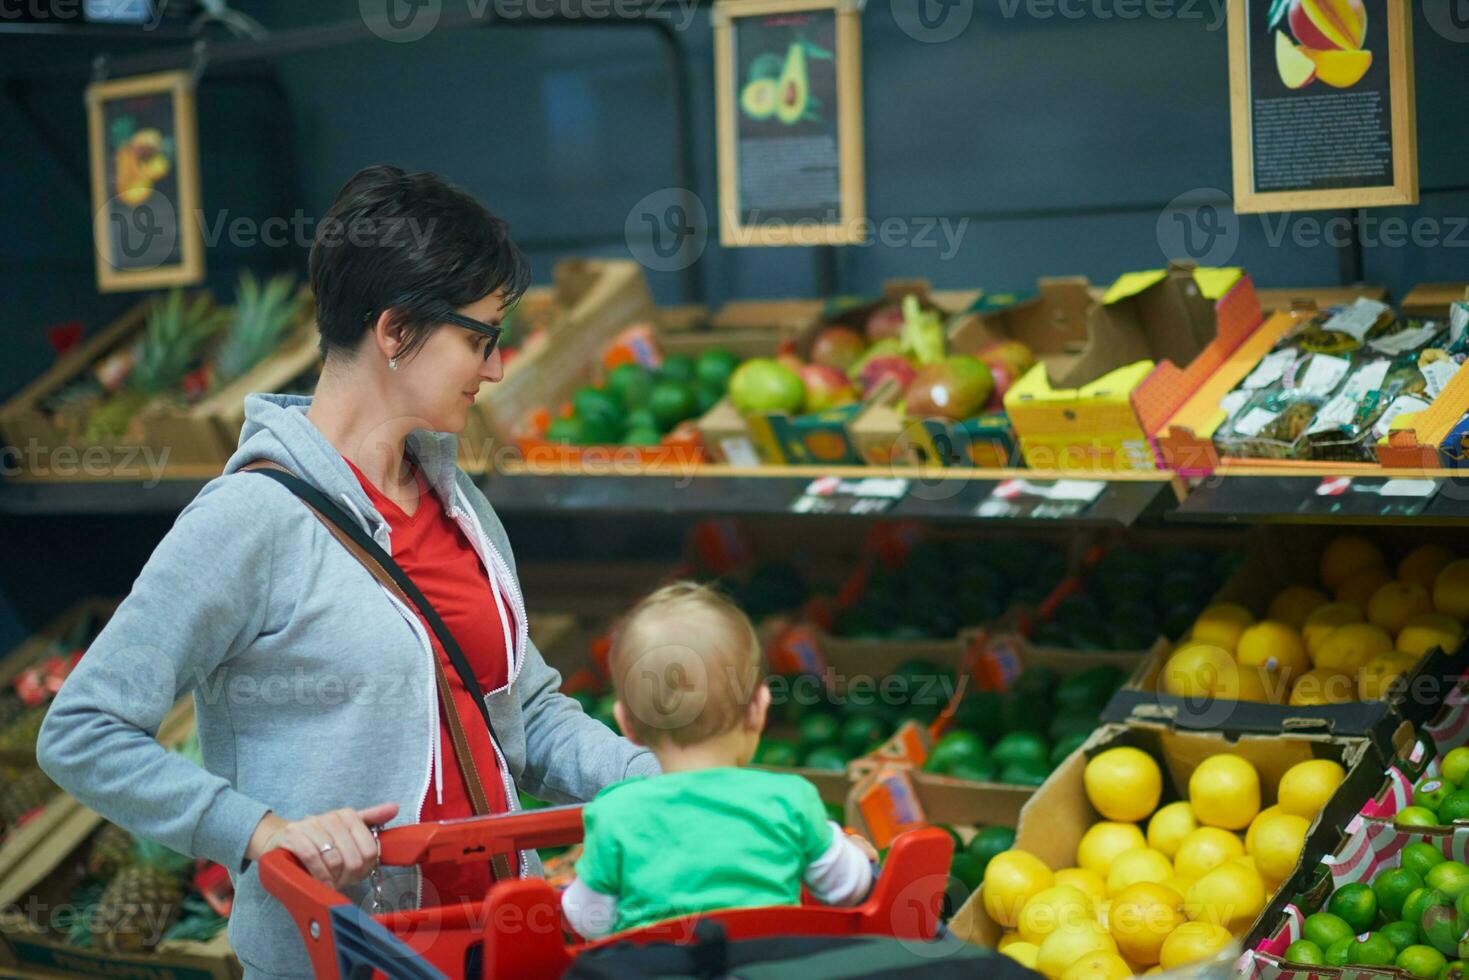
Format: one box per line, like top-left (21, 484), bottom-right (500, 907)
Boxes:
top-left (1228, 0), bottom-right (1417, 212)
top-left (86, 70), bottom-right (205, 292)
top-left (714, 0), bottom-right (866, 246)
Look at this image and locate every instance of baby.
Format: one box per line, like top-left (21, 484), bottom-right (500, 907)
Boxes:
top-left (561, 582), bottom-right (877, 939)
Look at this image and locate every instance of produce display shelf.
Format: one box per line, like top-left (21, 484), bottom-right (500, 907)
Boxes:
top-left (1171, 465), bottom-right (1469, 526)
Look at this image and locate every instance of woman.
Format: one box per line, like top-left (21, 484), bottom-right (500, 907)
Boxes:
top-left (37, 165), bottom-right (659, 979)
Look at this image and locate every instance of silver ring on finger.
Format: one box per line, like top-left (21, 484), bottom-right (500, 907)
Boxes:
top-left (318, 842), bottom-right (336, 855)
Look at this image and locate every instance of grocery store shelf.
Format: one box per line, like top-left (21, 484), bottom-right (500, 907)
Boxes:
top-left (1172, 467), bottom-right (1469, 525)
top-left (0, 473), bottom-right (214, 515)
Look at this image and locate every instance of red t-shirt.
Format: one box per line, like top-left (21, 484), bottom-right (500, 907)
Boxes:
top-left (345, 458), bottom-right (518, 905)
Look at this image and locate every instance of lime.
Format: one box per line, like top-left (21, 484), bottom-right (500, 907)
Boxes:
top-left (605, 363), bottom-right (655, 409)
top-left (1403, 888), bottom-right (1452, 931)
top-left (1405, 843), bottom-right (1448, 879)
top-left (1050, 732), bottom-right (1090, 769)
top-left (924, 731), bottom-right (987, 775)
top-left (658, 355), bottom-right (696, 384)
top-left (624, 406), bottom-right (658, 432)
top-left (1445, 748), bottom-right (1469, 788)
top-left (572, 386), bottom-right (625, 442)
top-left (1284, 939), bottom-right (1325, 964)
top-left (1350, 932), bottom-right (1398, 966)
top-left (991, 731), bottom-right (1049, 769)
top-left (947, 758), bottom-right (999, 783)
top-left (1420, 904), bottom-right (1466, 956)
top-left (693, 382), bottom-right (722, 415)
top-left (1377, 868), bottom-right (1428, 919)
top-left (1382, 919), bottom-right (1421, 953)
top-left (798, 713), bottom-right (842, 748)
top-left (1330, 883), bottom-right (1380, 933)
top-left (545, 416), bottom-right (584, 444)
top-left (755, 739), bottom-right (799, 767)
top-left (693, 349), bottom-right (739, 391)
top-left (622, 426), bottom-right (662, 447)
top-left (1398, 944), bottom-right (1449, 978)
top-left (1441, 791), bottom-right (1469, 825)
top-left (1001, 760), bottom-right (1050, 787)
top-left (648, 381), bottom-right (697, 432)
top-left (1426, 862), bottom-right (1469, 901)
top-left (801, 745), bottom-right (848, 771)
top-left (1444, 959), bottom-right (1469, 980)
top-left (1303, 911), bottom-right (1356, 950)
top-left (1456, 890), bottom-right (1469, 922)
top-left (950, 852), bottom-right (985, 891)
top-left (1325, 936), bottom-right (1354, 967)
top-left (840, 714), bottom-right (888, 757)
top-left (968, 826), bottom-right (1016, 870)
top-left (1417, 778), bottom-right (1459, 812)
top-left (1400, 806), bottom-right (1444, 829)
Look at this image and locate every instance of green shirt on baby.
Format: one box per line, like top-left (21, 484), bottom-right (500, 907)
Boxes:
top-left (574, 766), bottom-right (836, 934)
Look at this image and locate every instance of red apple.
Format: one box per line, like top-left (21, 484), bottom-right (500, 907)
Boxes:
top-left (864, 305), bottom-right (905, 343)
top-left (810, 326), bottom-right (867, 372)
top-left (798, 364), bottom-right (858, 413)
top-left (857, 355), bottom-right (918, 397)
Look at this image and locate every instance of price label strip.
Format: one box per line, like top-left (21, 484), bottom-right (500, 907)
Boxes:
top-left (1300, 476), bottom-right (1442, 518)
top-left (976, 478), bottom-right (1108, 520)
top-left (790, 477), bottom-right (909, 515)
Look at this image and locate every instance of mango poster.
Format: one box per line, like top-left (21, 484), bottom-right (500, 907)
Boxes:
top-left (1248, 0), bottom-right (1394, 193)
top-left (733, 10), bottom-right (841, 226)
top-left (99, 91), bottom-right (185, 271)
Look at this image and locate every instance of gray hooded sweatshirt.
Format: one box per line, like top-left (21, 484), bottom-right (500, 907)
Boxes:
top-left (36, 393), bottom-right (659, 978)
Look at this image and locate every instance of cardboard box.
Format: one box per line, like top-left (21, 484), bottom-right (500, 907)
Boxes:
top-left (945, 721), bottom-right (1385, 953)
top-left (1254, 285), bottom-right (1390, 314)
top-left (1004, 264), bottom-right (1265, 471)
top-left (1401, 283), bottom-right (1469, 320)
top-left (846, 764), bottom-right (1030, 853)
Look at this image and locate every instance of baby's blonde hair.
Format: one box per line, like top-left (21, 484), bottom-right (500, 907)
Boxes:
top-left (608, 582), bottom-right (764, 747)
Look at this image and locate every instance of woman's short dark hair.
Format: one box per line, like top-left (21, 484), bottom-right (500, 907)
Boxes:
top-left (309, 165), bottom-right (530, 361)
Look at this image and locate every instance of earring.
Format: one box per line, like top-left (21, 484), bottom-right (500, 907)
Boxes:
top-left (388, 357), bottom-right (398, 372)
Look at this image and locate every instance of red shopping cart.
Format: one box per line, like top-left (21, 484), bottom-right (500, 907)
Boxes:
top-left (260, 805), bottom-right (954, 980)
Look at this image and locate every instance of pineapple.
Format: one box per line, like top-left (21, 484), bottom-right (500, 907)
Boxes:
top-left (213, 270), bottom-right (307, 386)
top-left (87, 822), bottom-right (136, 880)
top-left (91, 836), bottom-right (190, 953)
top-left (0, 766), bottom-right (57, 829)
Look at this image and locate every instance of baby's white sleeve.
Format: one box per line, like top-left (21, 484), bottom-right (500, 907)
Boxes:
top-left (561, 877), bottom-right (620, 939)
top-left (803, 820), bottom-right (875, 906)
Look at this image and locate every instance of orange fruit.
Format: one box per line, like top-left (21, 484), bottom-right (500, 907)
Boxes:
top-left (1320, 536), bottom-right (1385, 591)
top-left (1368, 581), bottom-right (1434, 635)
top-left (1236, 621), bottom-right (1310, 687)
top-left (1268, 586), bottom-right (1330, 629)
top-left (1400, 544), bottom-right (1456, 590)
top-left (1336, 566), bottom-right (1393, 609)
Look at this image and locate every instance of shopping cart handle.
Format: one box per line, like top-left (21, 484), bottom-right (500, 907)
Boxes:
top-left (377, 804), bottom-right (585, 866)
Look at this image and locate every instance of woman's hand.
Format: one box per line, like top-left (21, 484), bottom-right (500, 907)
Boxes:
top-left (845, 831), bottom-right (880, 863)
top-left (247, 802), bottom-right (399, 889)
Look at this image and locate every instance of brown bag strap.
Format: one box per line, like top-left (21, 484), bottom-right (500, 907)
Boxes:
top-left (242, 460), bottom-right (515, 882)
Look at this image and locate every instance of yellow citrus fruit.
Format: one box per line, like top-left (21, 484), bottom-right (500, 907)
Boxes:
top-left (1159, 920), bottom-right (1234, 970)
top-left (1147, 801), bottom-right (1198, 859)
top-left (1219, 663), bottom-right (1279, 703)
top-left (1247, 810), bottom-right (1309, 884)
top-left (1077, 822), bottom-right (1148, 878)
top-left (1398, 612), bottom-right (1464, 657)
top-left (1269, 586), bottom-right (1330, 629)
top-left (998, 931), bottom-right (1025, 951)
top-left (1358, 652), bottom-right (1417, 700)
top-left (1304, 602), bottom-right (1365, 656)
top-left (1060, 950), bottom-right (1133, 980)
top-left (1277, 759), bottom-right (1345, 818)
top-left (1161, 876), bottom-right (1195, 903)
top-left (1315, 623), bottom-right (1394, 672)
top-left (1002, 941), bottom-right (1040, 969)
top-left (1188, 755), bottom-right (1261, 830)
top-left (1018, 884), bottom-right (1094, 945)
top-left (1189, 603), bottom-right (1255, 652)
top-left (983, 849), bottom-right (1055, 927)
top-left (1161, 644), bottom-right (1236, 699)
top-left (1109, 882), bottom-right (1185, 966)
top-left (1401, 544), bottom-right (1456, 590)
top-left (1094, 899), bottom-right (1111, 930)
top-left (1236, 621), bottom-right (1310, 686)
top-left (1054, 868), bottom-right (1109, 907)
top-left (1320, 536), bottom-right (1386, 591)
top-left (1185, 862), bottom-right (1266, 930)
top-left (1337, 566), bottom-right (1394, 609)
top-left (1368, 581), bottom-right (1434, 635)
top-left (1288, 667), bottom-right (1356, 705)
top-left (1435, 560), bottom-right (1469, 621)
top-left (1085, 748), bottom-right (1163, 822)
top-left (1245, 803), bottom-right (1281, 854)
top-left (1232, 854), bottom-right (1259, 872)
top-left (1173, 827), bottom-right (1245, 880)
top-left (1107, 847), bottom-right (1174, 897)
top-left (1037, 920), bottom-right (1118, 979)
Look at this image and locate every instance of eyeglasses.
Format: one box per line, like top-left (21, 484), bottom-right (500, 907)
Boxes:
top-left (364, 304), bottom-right (503, 361)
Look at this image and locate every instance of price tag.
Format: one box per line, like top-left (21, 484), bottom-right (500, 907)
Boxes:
top-left (790, 476), bottom-right (908, 515)
top-left (1300, 476), bottom-right (1441, 517)
top-left (975, 479), bottom-right (1107, 519)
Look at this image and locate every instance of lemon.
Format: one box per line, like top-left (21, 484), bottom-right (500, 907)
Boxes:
top-left (1358, 652), bottom-right (1417, 700)
top-left (1107, 847), bottom-right (1174, 896)
top-left (1315, 623), bottom-right (1393, 672)
top-left (1085, 747), bottom-right (1163, 822)
top-left (1338, 566), bottom-right (1394, 609)
top-left (1077, 822), bottom-right (1147, 878)
top-left (1248, 809), bottom-right (1309, 884)
top-left (1288, 667), bottom-right (1356, 705)
top-left (1002, 941), bottom-right (1040, 969)
top-left (1037, 920), bottom-right (1119, 979)
top-left (1269, 585), bottom-right (1331, 629)
top-left (1109, 882), bottom-right (1185, 966)
top-left (1161, 876), bottom-right (1195, 903)
top-left (1219, 663), bottom-right (1278, 703)
top-left (1159, 920), bottom-right (1235, 969)
top-left (1018, 884), bottom-right (1095, 945)
top-left (1320, 536), bottom-right (1385, 591)
top-left (1173, 827), bottom-right (1245, 880)
top-left (1304, 602), bottom-right (1365, 656)
top-left (1189, 603), bottom-right (1254, 652)
top-left (1434, 560), bottom-right (1469, 621)
top-left (1093, 899), bottom-right (1112, 930)
top-left (1054, 868), bottom-right (1109, 907)
top-left (1397, 612), bottom-right (1464, 658)
top-left (1277, 759), bottom-right (1345, 818)
top-left (983, 849), bottom-right (1055, 928)
top-left (998, 931), bottom-right (1025, 951)
top-left (1236, 621), bottom-right (1310, 686)
top-left (1368, 581), bottom-right (1434, 635)
top-left (1060, 950), bottom-right (1133, 980)
top-left (1189, 754), bottom-right (1261, 830)
top-left (1185, 862), bottom-right (1266, 929)
top-left (1400, 544), bottom-right (1456, 590)
top-left (1161, 644), bottom-right (1236, 699)
top-left (1147, 801), bottom-right (1199, 859)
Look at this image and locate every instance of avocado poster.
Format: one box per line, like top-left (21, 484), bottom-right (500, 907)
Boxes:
top-left (1228, 0), bottom-right (1417, 212)
top-left (715, 0), bottom-right (866, 246)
